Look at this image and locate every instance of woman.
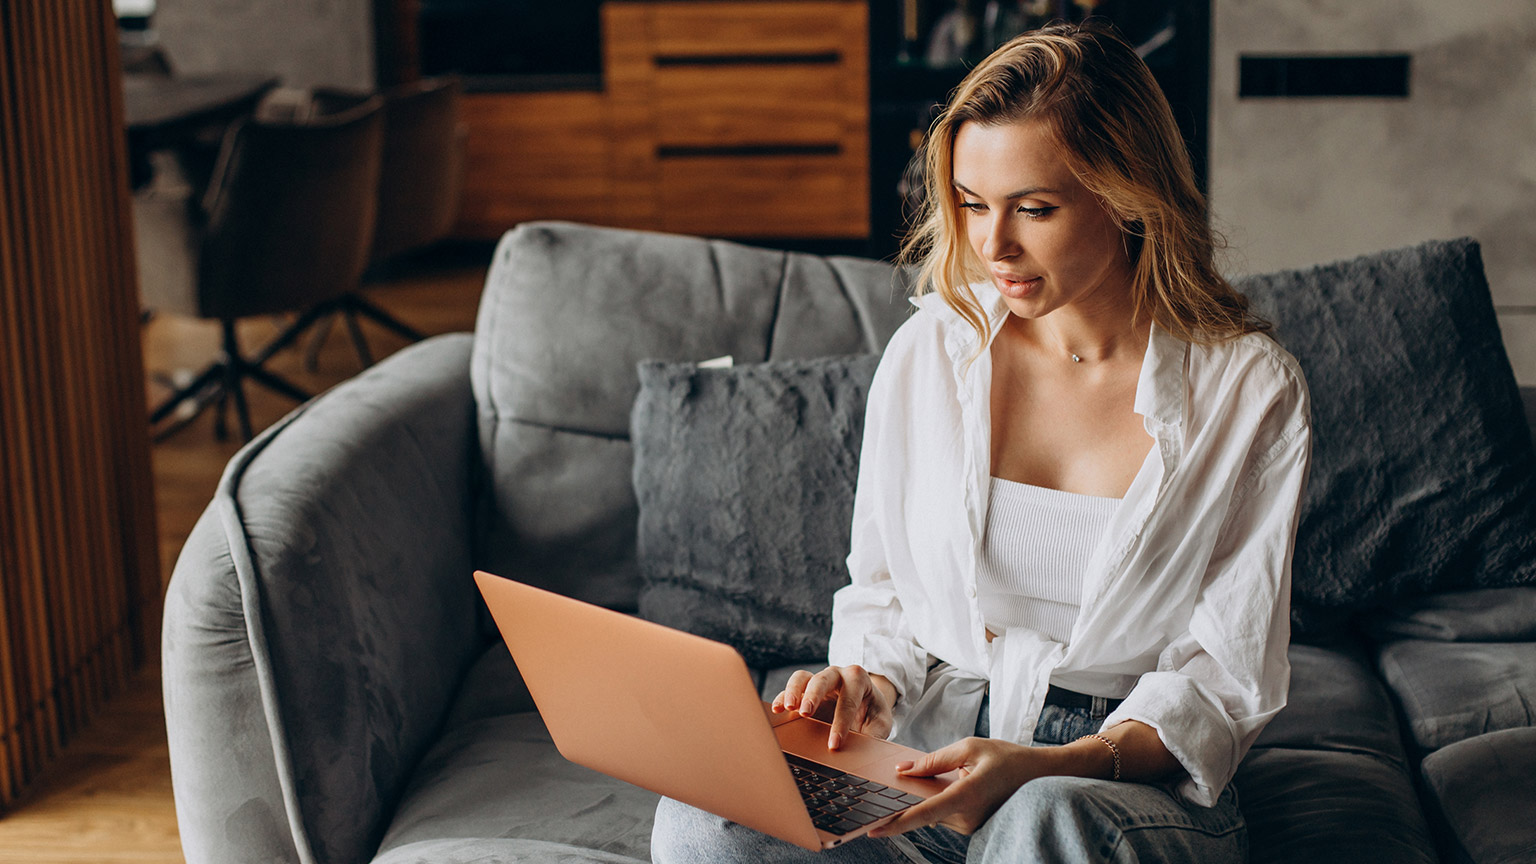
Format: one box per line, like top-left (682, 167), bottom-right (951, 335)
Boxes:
top-left (654, 19), bottom-right (1310, 864)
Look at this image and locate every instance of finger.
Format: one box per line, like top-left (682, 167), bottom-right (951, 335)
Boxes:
top-left (781, 670), bottom-right (816, 711)
top-left (799, 667), bottom-right (845, 717)
top-left (896, 743), bottom-right (969, 778)
top-left (827, 676), bottom-right (868, 750)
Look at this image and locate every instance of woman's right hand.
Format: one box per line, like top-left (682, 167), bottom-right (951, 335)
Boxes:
top-left (771, 666), bottom-right (896, 750)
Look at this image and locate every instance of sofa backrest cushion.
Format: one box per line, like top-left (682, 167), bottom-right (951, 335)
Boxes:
top-left (1238, 238), bottom-right (1536, 613)
top-left (631, 355), bottom-right (880, 668)
top-left (471, 222), bottom-right (911, 610)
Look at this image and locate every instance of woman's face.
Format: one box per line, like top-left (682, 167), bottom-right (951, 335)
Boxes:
top-left (951, 118), bottom-right (1133, 321)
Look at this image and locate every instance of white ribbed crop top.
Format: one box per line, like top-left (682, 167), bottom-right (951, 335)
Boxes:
top-left (976, 477), bottom-right (1120, 644)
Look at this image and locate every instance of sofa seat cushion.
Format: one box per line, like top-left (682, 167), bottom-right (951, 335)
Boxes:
top-left (1377, 639), bottom-right (1536, 752)
top-left (1420, 727), bottom-right (1536, 864)
top-left (1233, 749), bottom-right (1436, 864)
top-left (373, 644), bottom-right (659, 862)
top-left (373, 837), bottom-right (649, 864)
top-left (372, 712), bottom-right (659, 862)
top-left (1251, 644), bottom-right (1407, 766)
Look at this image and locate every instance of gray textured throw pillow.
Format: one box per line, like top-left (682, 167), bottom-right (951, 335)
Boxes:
top-left (1238, 238), bottom-right (1536, 613)
top-left (631, 355), bottom-right (880, 669)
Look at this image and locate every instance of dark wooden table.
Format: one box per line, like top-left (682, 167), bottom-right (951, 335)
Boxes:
top-left (122, 72), bottom-right (279, 188)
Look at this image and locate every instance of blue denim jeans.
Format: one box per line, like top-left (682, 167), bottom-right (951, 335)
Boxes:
top-left (651, 700), bottom-right (1246, 864)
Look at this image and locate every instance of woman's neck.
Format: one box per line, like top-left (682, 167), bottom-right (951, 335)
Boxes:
top-left (1006, 299), bottom-right (1148, 366)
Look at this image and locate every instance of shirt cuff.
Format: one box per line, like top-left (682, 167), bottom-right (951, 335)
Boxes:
top-left (827, 633), bottom-right (927, 714)
top-left (1101, 670), bottom-right (1239, 808)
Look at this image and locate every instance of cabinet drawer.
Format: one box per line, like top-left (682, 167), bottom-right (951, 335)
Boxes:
top-left (646, 1), bottom-right (864, 59)
top-left (457, 91), bottom-right (612, 237)
top-left (658, 154), bottom-right (868, 238)
top-left (652, 62), bottom-right (863, 147)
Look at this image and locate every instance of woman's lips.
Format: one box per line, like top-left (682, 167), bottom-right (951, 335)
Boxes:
top-left (994, 273), bottom-right (1042, 298)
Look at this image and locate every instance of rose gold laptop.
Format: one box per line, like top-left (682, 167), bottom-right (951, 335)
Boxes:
top-left (473, 570), bottom-right (953, 852)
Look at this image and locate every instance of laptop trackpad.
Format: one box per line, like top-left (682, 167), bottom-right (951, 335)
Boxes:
top-left (773, 714), bottom-right (955, 797)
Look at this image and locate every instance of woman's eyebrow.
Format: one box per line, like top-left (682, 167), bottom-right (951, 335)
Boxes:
top-left (953, 181), bottom-right (1059, 199)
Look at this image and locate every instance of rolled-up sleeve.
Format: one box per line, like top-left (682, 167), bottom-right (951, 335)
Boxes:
top-left (1104, 389), bottom-right (1311, 806)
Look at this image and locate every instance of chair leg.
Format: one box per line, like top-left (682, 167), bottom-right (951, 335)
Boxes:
top-left (215, 321), bottom-right (246, 441)
top-left (227, 372), bottom-right (253, 442)
top-left (347, 293), bottom-right (425, 342)
top-left (148, 362), bottom-right (224, 424)
top-left (150, 316), bottom-right (320, 443)
top-left (302, 312), bottom-right (337, 372)
top-left (149, 364), bottom-right (226, 442)
top-left (248, 301), bottom-right (337, 367)
top-left (342, 307), bottom-right (375, 367)
top-left (241, 362), bottom-right (311, 403)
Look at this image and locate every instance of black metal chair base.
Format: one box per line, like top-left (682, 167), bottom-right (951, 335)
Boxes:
top-left (302, 293), bottom-right (425, 372)
top-left (149, 311), bottom-right (323, 443)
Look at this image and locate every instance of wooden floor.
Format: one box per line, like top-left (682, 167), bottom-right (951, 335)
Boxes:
top-left (0, 253), bottom-right (488, 862)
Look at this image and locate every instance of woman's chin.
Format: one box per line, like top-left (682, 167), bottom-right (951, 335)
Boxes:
top-left (1001, 295), bottom-right (1056, 320)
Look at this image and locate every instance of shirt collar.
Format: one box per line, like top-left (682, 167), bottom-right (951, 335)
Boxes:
top-left (913, 282), bottom-right (1188, 430)
top-left (1136, 324), bottom-right (1186, 431)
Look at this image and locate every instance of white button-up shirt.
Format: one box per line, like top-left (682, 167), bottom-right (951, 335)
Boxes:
top-left (827, 282), bottom-right (1312, 807)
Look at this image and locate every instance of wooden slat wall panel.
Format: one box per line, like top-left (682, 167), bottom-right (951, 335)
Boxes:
top-left (0, 0), bottom-right (161, 810)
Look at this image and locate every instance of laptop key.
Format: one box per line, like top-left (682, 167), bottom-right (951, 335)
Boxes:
top-left (841, 810), bottom-right (879, 826)
top-left (831, 819), bottom-right (864, 833)
top-left (852, 801), bottom-right (895, 818)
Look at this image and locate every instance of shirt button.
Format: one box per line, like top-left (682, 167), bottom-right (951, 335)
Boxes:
top-left (965, 585), bottom-right (977, 598)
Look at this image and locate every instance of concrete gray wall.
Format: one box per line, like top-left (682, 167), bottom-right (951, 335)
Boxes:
top-left (153, 0), bottom-right (375, 91)
top-left (1209, 0), bottom-right (1536, 384)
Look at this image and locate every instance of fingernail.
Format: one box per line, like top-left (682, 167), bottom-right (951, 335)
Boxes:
top-left (829, 732), bottom-right (842, 750)
top-left (895, 761), bottom-right (914, 771)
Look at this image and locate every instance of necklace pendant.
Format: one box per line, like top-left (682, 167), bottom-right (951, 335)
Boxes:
top-left (1071, 353), bottom-right (1082, 363)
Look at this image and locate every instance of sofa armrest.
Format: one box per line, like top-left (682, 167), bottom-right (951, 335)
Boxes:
top-left (163, 333), bottom-right (482, 864)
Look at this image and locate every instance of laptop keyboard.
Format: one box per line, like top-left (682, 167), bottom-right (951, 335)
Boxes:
top-left (785, 752), bottom-right (926, 835)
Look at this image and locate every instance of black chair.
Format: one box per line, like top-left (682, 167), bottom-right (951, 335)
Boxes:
top-left (301, 76), bottom-right (466, 369)
top-left (146, 97), bottom-right (385, 441)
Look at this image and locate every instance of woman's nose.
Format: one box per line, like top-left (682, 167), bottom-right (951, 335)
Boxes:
top-left (982, 217), bottom-right (1018, 261)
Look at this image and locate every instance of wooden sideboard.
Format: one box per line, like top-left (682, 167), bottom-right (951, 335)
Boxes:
top-left (454, 1), bottom-right (869, 241)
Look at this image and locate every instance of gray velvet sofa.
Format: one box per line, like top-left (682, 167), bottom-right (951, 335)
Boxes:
top-left (163, 222), bottom-right (1536, 864)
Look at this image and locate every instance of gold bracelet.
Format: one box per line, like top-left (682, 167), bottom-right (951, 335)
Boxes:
top-left (1078, 733), bottom-right (1121, 781)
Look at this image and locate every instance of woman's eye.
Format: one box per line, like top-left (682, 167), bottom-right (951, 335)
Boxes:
top-left (1019, 206), bottom-right (1057, 219)
top-left (959, 201), bottom-right (986, 213)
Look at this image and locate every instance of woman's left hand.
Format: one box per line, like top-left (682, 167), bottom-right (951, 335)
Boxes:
top-left (867, 737), bottom-right (1046, 837)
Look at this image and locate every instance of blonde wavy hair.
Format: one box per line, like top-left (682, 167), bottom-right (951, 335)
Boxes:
top-left (901, 19), bottom-right (1267, 347)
